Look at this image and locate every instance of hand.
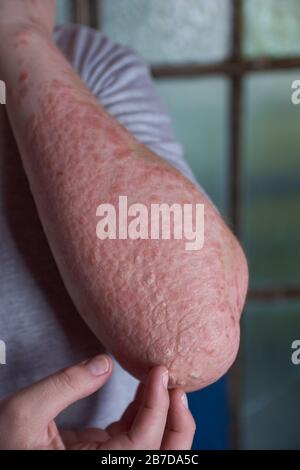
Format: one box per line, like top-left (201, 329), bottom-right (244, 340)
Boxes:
top-left (0, 357), bottom-right (195, 450)
top-left (62, 366), bottom-right (196, 450)
top-left (0, 0), bottom-right (56, 36)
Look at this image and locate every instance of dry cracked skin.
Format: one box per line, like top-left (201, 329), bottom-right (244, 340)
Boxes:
top-left (19, 79), bottom-right (249, 392)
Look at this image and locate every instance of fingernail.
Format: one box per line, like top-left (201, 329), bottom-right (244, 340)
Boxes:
top-left (181, 393), bottom-right (189, 409)
top-left (84, 355), bottom-right (110, 376)
top-left (162, 370), bottom-right (169, 389)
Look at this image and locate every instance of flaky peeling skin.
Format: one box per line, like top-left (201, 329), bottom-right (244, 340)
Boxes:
top-left (4, 31), bottom-right (248, 392)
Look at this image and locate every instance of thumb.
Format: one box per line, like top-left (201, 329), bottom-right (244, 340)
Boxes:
top-left (11, 354), bottom-right (113, 425)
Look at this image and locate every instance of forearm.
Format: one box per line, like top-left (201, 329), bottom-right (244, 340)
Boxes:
top-left (1, 26), bottom-right (248, 391)
top-left (1, 26), bottom-right (161, 297)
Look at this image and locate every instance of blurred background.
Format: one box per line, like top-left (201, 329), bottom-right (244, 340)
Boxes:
top-left (56, 0), bottom-right (300, 449)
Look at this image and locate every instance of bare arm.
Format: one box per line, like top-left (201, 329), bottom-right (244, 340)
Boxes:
top-left (0, 2), bottom-right (248, 391)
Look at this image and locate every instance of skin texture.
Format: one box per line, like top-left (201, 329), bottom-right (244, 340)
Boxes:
top-left (0, 3), bottom-right (248, 392)
top-left (0, 358), bottom-right (196, 450)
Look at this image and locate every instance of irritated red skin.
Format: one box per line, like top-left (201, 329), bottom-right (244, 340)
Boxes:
top-left (2, 28), bottom-right (248, 391)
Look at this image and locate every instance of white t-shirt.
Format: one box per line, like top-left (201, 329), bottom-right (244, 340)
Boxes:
top-left (0, 24), bottom-right (197, 429)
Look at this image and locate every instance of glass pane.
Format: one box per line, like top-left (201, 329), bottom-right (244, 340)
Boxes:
top-left (56, 0), bottom-right (74, 24)
top-left (242, 72), bottom-right (300, 288)
top-left (240, 300), bottom-right (300, 449)
top-left (244, 0), bottom-right (300, 57)
top-left (156, 78), bottom-right (229, 215)
top-left (101, 0), bottom-right (232, 64)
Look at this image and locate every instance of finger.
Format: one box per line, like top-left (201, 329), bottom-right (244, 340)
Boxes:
top-left (106, 383), bottom-right (145, 436)
top-left (127, 366), bottom-right (170, 449)
top-left (161, 389), bottom-right (196, 450)
top-left (61, 428), bottom-right (109, 447)
top-left (8, 354), bottom-right (113, 427)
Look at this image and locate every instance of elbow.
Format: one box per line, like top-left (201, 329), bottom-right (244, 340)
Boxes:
top-left (166, 228), bottom-right (249, 392)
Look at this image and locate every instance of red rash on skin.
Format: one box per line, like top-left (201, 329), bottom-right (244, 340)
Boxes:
top-left (13, 72), bottom-right (30, 103)
top-left (19, 72), bottom-right (28, 83)
top-left (13, 29), bottom-right (33, 49)
top-left (20, 77), bottom-right (248, 391)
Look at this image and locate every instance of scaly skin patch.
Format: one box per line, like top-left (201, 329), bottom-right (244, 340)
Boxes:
top-left (21, 78), bottom-right (248, 391)
top-left (1, 24), bottom-right (248, 391)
